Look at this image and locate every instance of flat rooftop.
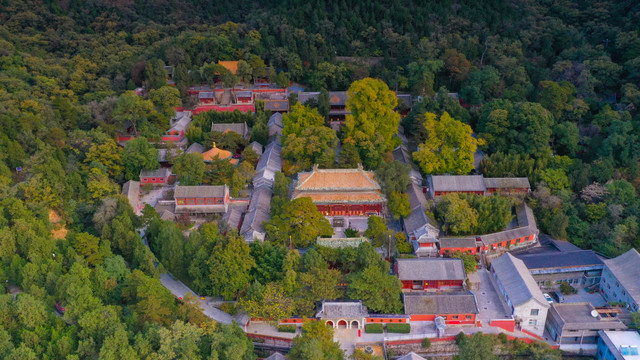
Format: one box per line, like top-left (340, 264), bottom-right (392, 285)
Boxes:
top-left (600, 330), bottom-right (640, 359)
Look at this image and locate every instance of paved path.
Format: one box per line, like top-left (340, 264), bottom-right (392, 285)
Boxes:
top-left (160, 273), bottom-right (233, 324)
top-left (140, 225), bottom-right (235, 325)
top-left (474, 269), bottom-right (513, 322)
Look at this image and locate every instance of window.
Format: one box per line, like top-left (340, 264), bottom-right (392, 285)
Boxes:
top-left (452, 315), bottom-right (459, 320)
top-left (177, 199), bottom-right (185, 205)
top-left (528, 319), bottom-right (537, 326)
top-left (621, 346), bottom-right (630, 356)
top-left (217, 199), bottom-right (224, 204)
top-left (530, 309), bottom-right (539, 316)
top-left (465, 315), bottom-right (472, 320)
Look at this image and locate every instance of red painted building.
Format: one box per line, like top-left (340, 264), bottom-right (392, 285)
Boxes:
top-left (291, 165), bottom-right (385, 217)
top-left (438, 204), bottom-right (538, 254)
top-left (484, 177), bottom-right (531, 195)
top-left (198, 91), bottom-right (216, 105)
top-left (396, 258), bottom-right (466, 292)
top-left (139, 168), bottom-right (171, 185)
top-left (174, 185), bottom-right (229, 215)
top-left (161, 111), bottom-right (191, 143)
top-left (328, 91), bottom-right (349, 130)
top-left (403, 292), bottom-right (479, 325)
top-left (234, 90), bottom-right (253, 104)
top-left (428, 175), bottom-right (486, 198)
top-left (427, 175), bottom-right (531, 198)
top-left (439, 237), bottom-right (479, 256)
top-left (477, 204), bottom-right (538, 252)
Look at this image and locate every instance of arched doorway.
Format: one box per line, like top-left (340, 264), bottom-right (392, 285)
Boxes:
top-left (325, 320), bottom-right (334, 327)
top-left (350, 320), bottom-right (359, 329)
top-left (337, 320), bottom-right (348, 329)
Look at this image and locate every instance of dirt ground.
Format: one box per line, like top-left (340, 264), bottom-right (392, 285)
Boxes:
top-left (49, 209), bottom-right (68, 240)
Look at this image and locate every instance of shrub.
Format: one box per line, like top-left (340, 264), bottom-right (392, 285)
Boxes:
top-left (365, 324), bottom-right (384, 333)
top-left (455, 331), bottom-right (467, 345)
top-left (498, 332), bottom-right (508, 344)
top-left (387, 323), bottom-right (410, 333)
top-left (219, 302), bottom-right (238, 315)
top-left (559, 282), bottom-right (577, 295)
top-left (422, 337), bottom-right (431, 348)
top-left (344, 228), bottom-right (359, 237)
top-left (277, 325), bottom-right (297, 333)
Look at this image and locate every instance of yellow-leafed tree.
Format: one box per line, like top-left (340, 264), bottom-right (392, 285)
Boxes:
top-left (344, 78), bottom-right (400, 168)
top-left (413, 111), bottom-right (484, 175)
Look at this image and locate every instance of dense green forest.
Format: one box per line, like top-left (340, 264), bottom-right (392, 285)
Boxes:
top-left (1, 0), bottom-right (640, 358)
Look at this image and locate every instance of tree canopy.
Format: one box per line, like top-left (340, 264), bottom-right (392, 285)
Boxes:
top-left (413, 112), bottom-right (483, 175)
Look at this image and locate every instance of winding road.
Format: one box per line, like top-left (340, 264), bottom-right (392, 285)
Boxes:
top-left (160, 273), bottom-right (234, 324)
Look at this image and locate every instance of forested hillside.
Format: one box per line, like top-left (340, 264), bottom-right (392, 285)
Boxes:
top-left (1, 0), bottom-right (640, 358)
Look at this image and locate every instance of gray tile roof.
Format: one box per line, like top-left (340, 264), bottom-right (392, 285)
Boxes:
top-left (157, 149), bottom-right (179, 163)
top-left (393, 145), bottom-right (412, 164)
top-left (396, 94), bottom-right (413, 108)
top-left (439, 237), bottom-right (478, 249)
top-left (298, 91), bottom-right (320, 104)
top-left (160, 210), bottom-right (175, 221)
top-left (491, 253), bottom-right (548, 307)
top-left (154, 200), bottom-right (175, 214)
top-left (403, 206), bottom-right (438, 240)
top-left (515, 250), bottom-right (603, 271)
top-left (221, 208), bottom-right (242, 230)
top-left (397, 352), bottom-right (426, 360)
top-left (604, 249), bottom-right (640, 304)
top-left (550, 239), bottom-right (582, 252)
top-left (264, 100), bottom-right (289, 112)
top-left (403, 292), bottom-right (479, 315)
top-left (186, 142), bottom-right (205, 154)
top-left (264, 352), bottom-right (287, 360)
top-left (396, 258), bottom-right (465, 281)
top-left (429, 175), bottom-right (486, 192)
top-left (240, 186), bottom-right (273, 238)
top-left (211, 122), bottom-right (249, 138)
top-left (235, 90), bottom-right (252, 98)
top-left (484, 177), bottom-right (531, 189)
top-left (407, 182), bottom-right (427, 209)
top-left (253, 140), bottom-right (282, 186)
top-left (174, 185), bottom-right (228, 198)
top-left (479, 203), bottom-right (538, 246)
top-left (239, 208), bottom-right (270, 239)
top-left (122, 180), bottom-right (140, 210)
top-left (248, 141), bottom-right (263, 155)
top-left (328, 91), bottom-right (348, 106)
top-left (248, 186), bottom-right (273, 212)
top-left (198, 91), bottom-right (215, 99)
top-left (410, 169), bottom-right (423, 185)
top-left (139, 168), bottom-right (171, 178)
top-left (167, 111), bottom-right (192, 133)
top-left (316, 301), bottom-right (368, 318)
top-left (267, 112), bottom-right (283, 128)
